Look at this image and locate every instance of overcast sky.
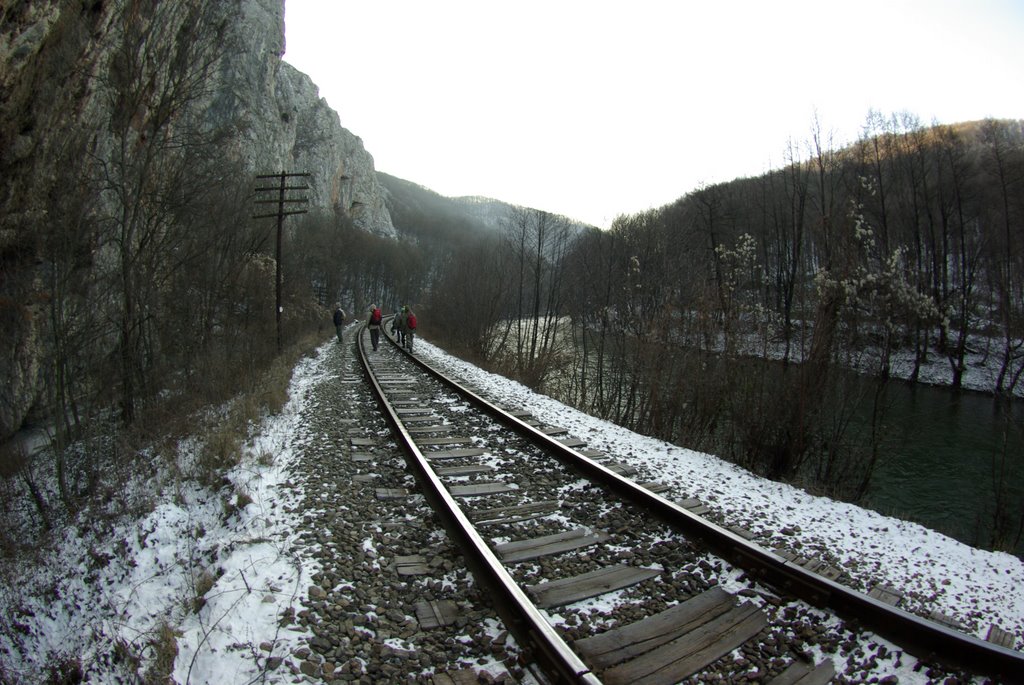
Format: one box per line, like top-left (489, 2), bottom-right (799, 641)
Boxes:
top-left (283, 0), bottom-right (1024, 228)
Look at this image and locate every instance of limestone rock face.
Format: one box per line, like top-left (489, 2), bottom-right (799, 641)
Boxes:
top-left (207, 0), bottom-right (395, 235)
top-left (274, 64), bottom-right (395, 237)
top-left (0, 0), bottom-right (394, 441)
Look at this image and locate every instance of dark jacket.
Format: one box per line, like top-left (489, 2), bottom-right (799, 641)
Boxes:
top-left (333, 308), bottom-right (345, 326)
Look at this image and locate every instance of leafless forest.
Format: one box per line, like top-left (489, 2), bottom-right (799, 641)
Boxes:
top-left (414, 116), bottom-right (1024, 550)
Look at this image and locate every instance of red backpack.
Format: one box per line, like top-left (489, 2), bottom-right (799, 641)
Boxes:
top-left (370, 308), bottom-right (382, 325)
top-left (406, 313), bottom-right (417, 329)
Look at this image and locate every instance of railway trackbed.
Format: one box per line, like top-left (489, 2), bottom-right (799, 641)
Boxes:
top-left (353, 323), bottom-right (1024, 684)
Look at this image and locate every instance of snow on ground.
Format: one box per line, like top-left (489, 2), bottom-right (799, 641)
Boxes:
top-left (1, 336), bottom-right (1021, 683)
top-left (416, 340), bottom-right (1024, 646)
top-left (887, 341), bottom-right (1023, 398)
top-left (744, 329), bottom-right (1024, 398)
top-left (1, 347), bottom-right (329, 684)
top-left (167, 346), bottom-right (333, 685)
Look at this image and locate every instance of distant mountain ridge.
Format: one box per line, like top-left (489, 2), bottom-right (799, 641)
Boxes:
top-left (377, 171), bottom-right (595, 241)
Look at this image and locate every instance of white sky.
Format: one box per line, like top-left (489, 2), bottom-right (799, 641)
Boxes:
top-left (283, 0), bottom-right (1024, 228)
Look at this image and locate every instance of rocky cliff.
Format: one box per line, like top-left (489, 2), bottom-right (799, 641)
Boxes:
top-left (0, 0), bottom-right (394, 442)
top-left (209, 0), bottom-right (394, 234)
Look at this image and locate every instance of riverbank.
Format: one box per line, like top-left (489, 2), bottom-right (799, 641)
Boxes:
top-left (753, 328), bottom-right (1024, 399)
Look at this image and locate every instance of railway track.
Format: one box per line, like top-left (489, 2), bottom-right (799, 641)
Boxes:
top-left (355, 321), bottom-right (1024, 684)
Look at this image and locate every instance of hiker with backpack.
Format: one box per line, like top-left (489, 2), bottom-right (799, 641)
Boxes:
top-left (402, 305), bottom-right (417, 352)
top-left (368, 303), bottom-right (383, 351)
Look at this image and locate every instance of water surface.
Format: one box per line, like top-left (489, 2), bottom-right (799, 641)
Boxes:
top-left (863, 383), bottom-right (1024, 554)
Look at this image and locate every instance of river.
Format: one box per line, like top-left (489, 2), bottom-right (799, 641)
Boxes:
top-left (861, 382), bottom-right (1024, 555)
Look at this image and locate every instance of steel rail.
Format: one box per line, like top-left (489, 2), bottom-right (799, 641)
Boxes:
top-left (357, 324), bottom-right (602, 685)
top-left (379, 329), bottom-right (1024, 683)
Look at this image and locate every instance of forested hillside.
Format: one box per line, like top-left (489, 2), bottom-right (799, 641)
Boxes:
top-left (379, 172), bottom-right (509, 237)
top-left (420, 116), bottom-right (1023, 549)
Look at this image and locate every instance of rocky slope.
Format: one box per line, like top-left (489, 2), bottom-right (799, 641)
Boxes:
top-left (0, 0), bottom-right (394, 442)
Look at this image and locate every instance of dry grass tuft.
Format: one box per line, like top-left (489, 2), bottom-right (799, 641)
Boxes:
top-left (189, 567), bottom-right (217, 614)
top-left (142, 621), bottom-right (179, 685)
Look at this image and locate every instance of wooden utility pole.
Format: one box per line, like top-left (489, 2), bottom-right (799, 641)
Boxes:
top-left (254, 171), bottom-right (310, 352)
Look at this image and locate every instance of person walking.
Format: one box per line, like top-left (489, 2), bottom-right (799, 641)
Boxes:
top-left (403, 305), bottom-right (417, 353)
top-left (368, 303), bottom-right (382, 351)
top-left (332, 304), bottom-right (346, 343)
top-left (392, 306), bottom-right (407, 347)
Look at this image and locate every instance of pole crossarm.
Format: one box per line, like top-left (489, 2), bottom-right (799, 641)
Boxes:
top-left (255, 172), bottom-right (311, 179)
top-left (252, 210), bottom-right (309, 219)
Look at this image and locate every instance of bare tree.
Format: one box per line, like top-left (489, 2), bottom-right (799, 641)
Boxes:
top-left (427, 234), bottom-right (510, 360)
top-left (92, 1), bottom-right (227, 423)
top-left (761, 140), bottom-right (811, 366)
top-left (497, 207), bottom-right (574, 387)
top-left (978, 119), bottom-right (1024, 395)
